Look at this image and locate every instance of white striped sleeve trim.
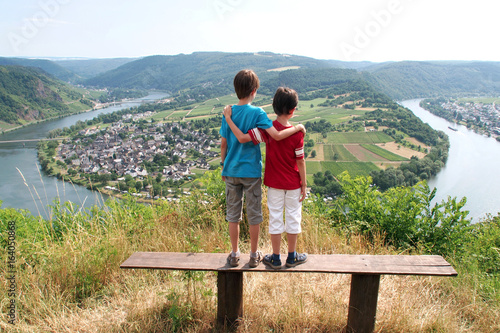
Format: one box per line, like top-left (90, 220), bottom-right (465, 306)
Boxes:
top-left (249, 128), bottom-right (264, 143)
top-left (295, 147), bottom-right (304, 159)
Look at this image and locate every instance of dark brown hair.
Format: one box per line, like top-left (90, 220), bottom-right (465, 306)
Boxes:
top-left (233, 69), bottom-right (260, 99)
top-left (272, 87), bottom-right (298, 116)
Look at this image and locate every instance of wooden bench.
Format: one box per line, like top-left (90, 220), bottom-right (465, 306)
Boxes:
top-left (120, 252), bottom-right (457, 332)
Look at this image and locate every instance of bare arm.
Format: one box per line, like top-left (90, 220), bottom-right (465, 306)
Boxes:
top-left (296, 159), bottom-right (307, 202)
top-left (223, 105), bottom-right (251, 143)
top-left (223, 105), bottom-right (306, 143)
top-left (220, 137), bottom-right (227, 181)
top-left (265, 123), bottom-right (306, 141)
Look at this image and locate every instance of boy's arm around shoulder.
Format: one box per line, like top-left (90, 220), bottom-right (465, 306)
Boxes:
top-left (265, 123), bottom-right (306, 141)
top-left (296, 158), bottom-right (307, 202)
top-left (223, 105), bottom-right (252, 143)
top-left (220, 137), bottom-right (227, 181)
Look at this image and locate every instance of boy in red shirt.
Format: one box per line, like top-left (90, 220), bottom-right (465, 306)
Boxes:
top-left (223, 87), bottom-right (308, 269)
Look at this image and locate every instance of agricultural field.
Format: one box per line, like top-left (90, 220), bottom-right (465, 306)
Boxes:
top-left (324, 131), bottom-right (393, 144)
top-left (141, 93), bottom-right (424, 181)
top-left (306, 161), bottom-right (379, 178)
top-left (322, 144), bottom-right (356, 161)
top-left (360, 144), bottom-right (409, 161)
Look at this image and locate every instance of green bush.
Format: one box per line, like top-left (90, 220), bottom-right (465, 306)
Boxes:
top-left (329, 172), bottom-right (471, 255)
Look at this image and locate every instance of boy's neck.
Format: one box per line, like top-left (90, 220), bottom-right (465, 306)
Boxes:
top-left (237, 95), bottom-right (254, 106)
top-left (276, 114), bottom-right (292, 127)
top-left (237, 90), bottom-right (256, 106)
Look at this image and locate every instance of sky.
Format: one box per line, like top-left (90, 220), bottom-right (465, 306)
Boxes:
top-left (1, 0), bottom-right (499, 63)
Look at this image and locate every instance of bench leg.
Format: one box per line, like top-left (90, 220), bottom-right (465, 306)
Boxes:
top-left (217, 271), bottom-right (243, 328)
top-left (346, 274), bottom-right (380, 333)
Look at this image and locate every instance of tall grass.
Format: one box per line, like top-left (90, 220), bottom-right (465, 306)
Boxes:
top-left (1, 169), bottom-right (499, 332)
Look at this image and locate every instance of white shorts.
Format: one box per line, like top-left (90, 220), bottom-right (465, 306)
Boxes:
top-left (267, 187), bottom-right (302, 235)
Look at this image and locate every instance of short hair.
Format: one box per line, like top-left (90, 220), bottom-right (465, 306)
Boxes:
top-left (233, 69), bottom-right (260, 99)
top-left (272, 87), bottom-right (298, 116)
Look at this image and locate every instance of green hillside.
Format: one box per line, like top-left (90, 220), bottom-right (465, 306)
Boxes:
top-left (0, 65), bottom-right (96, 125)
top-left (363, 61), bottom-right (500, 100)
top-left (83, 52), bottom-right (332, 93)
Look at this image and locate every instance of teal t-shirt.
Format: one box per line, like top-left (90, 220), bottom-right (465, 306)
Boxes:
top-left (220, 104), bottom-right (272, 178)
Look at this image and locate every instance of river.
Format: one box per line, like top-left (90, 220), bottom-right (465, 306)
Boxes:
top-left (401, 99), bottom-right (500, 222)
top-left (1, 97), bottom-right (498, 221)
top-left (0, 92), bottom-right (169, 219)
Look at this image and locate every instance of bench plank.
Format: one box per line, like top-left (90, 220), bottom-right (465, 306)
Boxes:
top-left (120, 252), bottom-right (457, 276)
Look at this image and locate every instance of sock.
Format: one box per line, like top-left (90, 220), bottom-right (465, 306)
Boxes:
top-left (250, 251), bottom-right (258, 258)
top-left (272, 253), bottom-right (281, 261)
top-left (288, 251), bottom-right (297, 261)
top-left (231, 250), bottom-right (240, 257)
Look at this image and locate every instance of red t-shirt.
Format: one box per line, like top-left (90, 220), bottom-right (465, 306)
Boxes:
top-left (248, 120), bottom-right (304, 190)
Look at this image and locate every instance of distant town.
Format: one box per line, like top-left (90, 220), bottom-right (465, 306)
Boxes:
top-left (422, 98), bottom-right (500, 140)
top-left (56, 111), bottom-right (220, 199)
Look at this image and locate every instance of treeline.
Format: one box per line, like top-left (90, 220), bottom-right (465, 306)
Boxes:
top-left (359, 107), bottom-right (440, 146)
top-left (259, 67), bottom-right (359, 95)
top-left (420, 98), bottom-right (462, 123)
top-left (97, 89), bottom-right (148, 103)
top-left (370, 134), bottom-right (449, 191)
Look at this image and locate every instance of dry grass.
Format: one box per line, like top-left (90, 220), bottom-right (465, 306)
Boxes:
top-left (1, 194), bottom-right (499, 332)
top-left (376, 142), bottom-right (427, 160)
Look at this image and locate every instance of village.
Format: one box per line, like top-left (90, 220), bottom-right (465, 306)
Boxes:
top-left (438, 99), bottom-right (500, 137)
top-left (57, 111), bottom-right (220, 199)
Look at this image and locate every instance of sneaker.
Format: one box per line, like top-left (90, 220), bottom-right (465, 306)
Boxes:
top-left (227, 253), bottom-right (240, 267)
top-left (286, 253), bottom-right (308, 268)
top-left (263, 254), bottom-right (282, 269)
top-left (248, 251), bottom-right (263, 268)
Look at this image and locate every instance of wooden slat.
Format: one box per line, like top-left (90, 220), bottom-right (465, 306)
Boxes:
top-left (120, 252), bottom-right (457, 276)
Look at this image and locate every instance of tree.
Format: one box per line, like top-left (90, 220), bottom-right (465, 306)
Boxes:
top-left (135, 181), bottom-right (143, 192)
top-left (311, 150), bottom-right (317, 158)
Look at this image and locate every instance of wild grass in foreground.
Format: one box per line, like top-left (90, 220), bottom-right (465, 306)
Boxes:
top-left (1, 170), bottom-right (499, 332)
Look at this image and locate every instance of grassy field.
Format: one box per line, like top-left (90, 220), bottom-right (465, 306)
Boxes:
top-left (305, 160), bottom-right (379, 178)
top-left (325, 131), bottom-right (393, 144)
top-left (361, 144), bottom-right (409, 161)
top-left (323, 144), bottom-right (358, 161)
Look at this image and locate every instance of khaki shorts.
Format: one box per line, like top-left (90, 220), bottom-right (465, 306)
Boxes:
top-left (225, 177), bottom-right (263, 225)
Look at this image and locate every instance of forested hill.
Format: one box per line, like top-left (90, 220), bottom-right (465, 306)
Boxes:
top-left (362, 61), bottom-right (500, 100)
top-left (82, 52), bottom-right (331, 93)
top-left (0, 57), bottom-right (80, 83)
top-left (83, 53), bottom-right (500, 100)
top-left (0, 66), bottom-right (94, 124)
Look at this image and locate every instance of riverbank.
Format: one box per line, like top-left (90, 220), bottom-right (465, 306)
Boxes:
top-left (419, 98), bottom-right (500, 141)
top-left (402, 99), bottom-right (500, 221)
top-left (0, 100), bottom-right (123, 135)
top-left (0, 92), bottom-right (171, 219)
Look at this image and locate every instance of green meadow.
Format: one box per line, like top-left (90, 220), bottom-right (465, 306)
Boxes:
top-left (361, 144), bottom-right (409, 161)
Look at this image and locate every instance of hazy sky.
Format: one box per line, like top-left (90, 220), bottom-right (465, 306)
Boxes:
top-left (1, 0), bottom-right (499, 62)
